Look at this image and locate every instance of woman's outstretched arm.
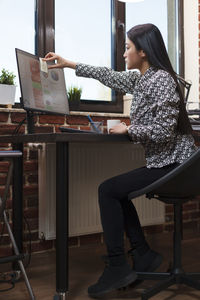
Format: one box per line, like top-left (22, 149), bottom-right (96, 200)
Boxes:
top-left (43, 52), bottom-right (77, 69)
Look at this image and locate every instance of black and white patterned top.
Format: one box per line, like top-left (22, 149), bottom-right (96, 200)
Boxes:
top-left (76, 64), bottom-right (197, 168)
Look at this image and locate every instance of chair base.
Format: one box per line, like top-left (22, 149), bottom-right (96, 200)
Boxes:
top-left (137, 270), bottom-right (200, 300)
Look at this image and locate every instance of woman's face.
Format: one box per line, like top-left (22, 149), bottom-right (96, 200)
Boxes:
top-left (124, 38), bottom-right (145, 70)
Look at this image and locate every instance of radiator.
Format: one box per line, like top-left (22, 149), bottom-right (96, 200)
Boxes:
top-left (38, 143), bottom-right (164, 240)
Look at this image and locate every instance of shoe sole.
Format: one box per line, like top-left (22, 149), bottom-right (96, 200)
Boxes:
top-left (88, 271), bottom-right (137, 298)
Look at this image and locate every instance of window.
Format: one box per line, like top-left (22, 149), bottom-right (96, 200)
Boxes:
top-left (125, 0), bottom-right (183, 75)
top-left (17, 0), bottom-right (184, 112)
top-left (55, 0), bottom-right (125, 113)
top-left (55, 0), bottom-right (112, 102)
top-left (0, 0), bottom-right (35, 102)
top-left (36, 0), bottom-right (125, 113)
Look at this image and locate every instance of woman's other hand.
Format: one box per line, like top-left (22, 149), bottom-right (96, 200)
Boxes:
top-left (109, 122), bottom-right (128, 134)
top-left (43, 52), bottom-right (77, 70)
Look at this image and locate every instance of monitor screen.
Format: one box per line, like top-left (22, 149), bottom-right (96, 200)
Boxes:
top-left (15, 48), bottom-right (69, 115)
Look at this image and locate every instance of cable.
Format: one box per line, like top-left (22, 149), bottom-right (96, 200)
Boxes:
top-left (0, 272), bottom-right (16, 292)
top-left (0, 221), bottom-right (5, 245)
top-left (12, 118), bottom-right (26, 135)
top-left (23, 215), bottom-right (32, 268)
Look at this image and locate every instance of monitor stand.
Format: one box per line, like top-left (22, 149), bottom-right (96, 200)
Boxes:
top-left (26, 111), bottom-right (35, 134)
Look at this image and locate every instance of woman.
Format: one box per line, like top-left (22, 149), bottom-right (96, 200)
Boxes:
top-left (44, 23), bottom-right (197, 298)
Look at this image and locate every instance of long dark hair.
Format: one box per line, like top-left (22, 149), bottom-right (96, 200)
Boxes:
top-left (127, 23), bottom-right (192, 135)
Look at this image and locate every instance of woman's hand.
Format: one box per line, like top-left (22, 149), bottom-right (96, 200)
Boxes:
top-left (109, 122), bottom-right (128, 134)
top-left (43, 52), bottom-right (77, 70)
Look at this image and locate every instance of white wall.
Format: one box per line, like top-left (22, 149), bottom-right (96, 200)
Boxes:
top-left (184, 0), bottom-right (199, 104)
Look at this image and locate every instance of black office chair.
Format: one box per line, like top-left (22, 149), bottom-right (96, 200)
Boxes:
top-left (0, 151), bottom-right (35, 299)
top-left (128, 148), bottom-right (200, 300)
top-left (177, 75), bottom-right (192, 105)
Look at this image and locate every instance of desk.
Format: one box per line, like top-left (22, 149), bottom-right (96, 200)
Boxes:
top-left (0, 132), bottom-right (131, 299)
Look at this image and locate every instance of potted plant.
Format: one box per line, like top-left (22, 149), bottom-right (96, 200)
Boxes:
top-left (67, 86), bottom-right (82, 111)
top-left (0, 68), bottom-right (16, 105)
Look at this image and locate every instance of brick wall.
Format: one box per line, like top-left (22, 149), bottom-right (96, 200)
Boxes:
top-left (0, 109), bottom-right (200, 257)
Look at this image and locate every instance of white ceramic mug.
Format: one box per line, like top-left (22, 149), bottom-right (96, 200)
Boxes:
top-left (107, 119), bottom-right (120, 133)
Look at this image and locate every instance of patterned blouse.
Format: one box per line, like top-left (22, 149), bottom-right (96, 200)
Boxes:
top-left (76, 64), bottom-right (197, 168)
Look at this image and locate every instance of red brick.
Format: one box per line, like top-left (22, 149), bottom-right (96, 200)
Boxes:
top-left (0, 161), bottom-right (9, 172)
top-left (24, 161), bottom-right (38, 172)
top-left (27, 218), bottom-right (38, 231)
top-left (91, 116), bottom-right (107, 125)
top-left (10, 112), bottom-right (27, 123)
top-left (0, 112), bottom-right (9, 122)
top-left (164, 224), bottom-right (174, 232)
top-left (0, 124), bottom-right (25, 135)
top-left (182, 212), bottom-right (190, 220)
top-left (39, 114), bottom-right (65, 124)
top-left (143, 224), bottom-right (163, 234)
top-left (0, 222), bottom-right (8, 234)
top-left (0, 235), bottom-right (10, 245)
top-left (190, 211), bottom-right (200, 219)
top-left (27, 174), bottom-right (38, 184)
top-left (6, 199), bottom-right (12, 209)
top-left (79, 233), bottom-right (102, 245)
top-left (27, 196), bottom-right (38, 207)
top-left (34, 126), bottom-right (54, 133)
top-left (0, 246), bottom-right (12, 257)
top-left (80, 126), bottom-right (91, 131)
top-left (165, 205), bottom-right (173, 213)
top-left (24, 207), bottom-right (38, 219)
top-left (23, 185), bottom-right (38, 196)
top-left (29, 150), bottom-right (38, 160)
top-left (183, 202), bottom-right (197, 211)
top-left (24, 231), bottom-right (39, 242)
top-left (69, 236), bottom-right (79, 247)
top-left (66, 115), bottom-right (89, 125)
top-left (0, 174), bottom-right (7, 185)
top-left (31, 240), bottom-right (53, 253)
top-left (183, 221), bottom-right (199, 230)
top-left (0, 186), bottom-right (6, 197)
top-left (0, 143), bottom-right (10, 148)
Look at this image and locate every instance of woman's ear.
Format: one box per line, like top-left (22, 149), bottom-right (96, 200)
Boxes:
top-left (139, 50), bottom-right (146, 58)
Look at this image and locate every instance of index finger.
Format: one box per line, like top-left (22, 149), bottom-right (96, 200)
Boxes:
top-left (44, 52), bottom-right (56, 60)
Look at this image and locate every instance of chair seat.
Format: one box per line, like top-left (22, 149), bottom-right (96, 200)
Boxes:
top-left (128, 148), bottom-right (200, 201)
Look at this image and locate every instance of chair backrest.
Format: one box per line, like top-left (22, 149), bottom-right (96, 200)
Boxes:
top-left (128, 148), bottom-right (200, 201)
top-left (177, 75), bottom-right (192, 105)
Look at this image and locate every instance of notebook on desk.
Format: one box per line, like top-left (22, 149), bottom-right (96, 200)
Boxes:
top-left (59, 127), bottom-right (103, 134)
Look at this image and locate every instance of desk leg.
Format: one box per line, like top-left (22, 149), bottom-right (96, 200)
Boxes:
top-left (55, 142), bottom-right (69, 299)
top-left (12, 143), bottom-right (23, 271)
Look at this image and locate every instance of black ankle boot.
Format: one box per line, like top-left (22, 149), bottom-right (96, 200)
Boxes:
top-left (129, 248), bottom-right (163, 272)
top-left (127, 248), bottom-right (163, 288)
top-left (88, 255), bottom-right (137, 298)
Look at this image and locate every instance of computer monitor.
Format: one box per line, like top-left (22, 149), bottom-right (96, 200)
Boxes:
top-left (15, 48), bottom-right (69, 116)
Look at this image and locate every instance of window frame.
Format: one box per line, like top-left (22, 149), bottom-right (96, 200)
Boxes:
top-left (34, 0), bottom-right (184, 114)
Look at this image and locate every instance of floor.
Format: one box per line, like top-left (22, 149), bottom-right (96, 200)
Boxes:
top-left (1, 234), bottom-right (200, 300)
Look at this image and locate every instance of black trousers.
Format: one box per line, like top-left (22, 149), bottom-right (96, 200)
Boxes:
top-left (98, 163), bottom-right (179, 257)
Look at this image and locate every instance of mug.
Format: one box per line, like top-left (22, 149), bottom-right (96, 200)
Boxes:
top-left (107, 119), bottom-right (120, 133)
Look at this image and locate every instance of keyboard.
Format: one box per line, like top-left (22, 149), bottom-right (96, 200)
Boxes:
top-left (59, 127), bottom-right (99, 134)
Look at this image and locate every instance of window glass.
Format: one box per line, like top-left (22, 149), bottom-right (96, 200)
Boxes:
top-left (55, 0), bottom-right (112, 101)
top-left (0, 0), bottom-right (35, 102)
top-left (126, 0), bottom-right (177, 71)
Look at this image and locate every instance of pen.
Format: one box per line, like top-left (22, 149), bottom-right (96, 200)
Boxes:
top-left (87, 115), bottom-right (101, 133)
